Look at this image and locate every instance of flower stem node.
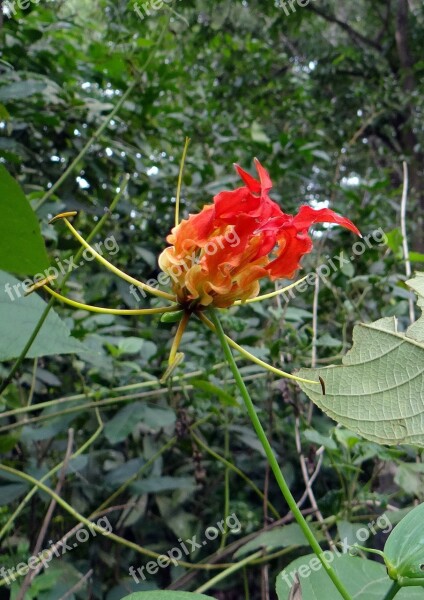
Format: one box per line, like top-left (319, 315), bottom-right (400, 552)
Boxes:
top-left (160, 310), bottom-right (185, 323)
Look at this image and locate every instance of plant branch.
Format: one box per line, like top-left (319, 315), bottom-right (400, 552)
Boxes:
top-left (209, 308), bottom-right (353, 600)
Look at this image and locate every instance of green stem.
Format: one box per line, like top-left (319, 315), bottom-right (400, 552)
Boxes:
top-left (194, 551), bottom-right (262, 595)
top-left (383, 581), bottom-right (401, 600)
top-left (209, 309), bottom-right (353, 600)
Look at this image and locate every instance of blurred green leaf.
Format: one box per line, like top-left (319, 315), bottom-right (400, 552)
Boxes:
top-left (0, 165), bottom-right (49, 275)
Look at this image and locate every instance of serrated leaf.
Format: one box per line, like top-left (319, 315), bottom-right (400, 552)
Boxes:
top-left (297, 273), bottom-right (424, 446)
top-left (0, 165), bottom-right (49, 275)
top-left (384, 502), bottom-right (424, 581)
top-left (0, 271), bottom-right (87, 360)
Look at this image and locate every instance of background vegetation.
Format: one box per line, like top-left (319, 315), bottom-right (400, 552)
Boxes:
top-left (0, 1), bottom-right (423, 598)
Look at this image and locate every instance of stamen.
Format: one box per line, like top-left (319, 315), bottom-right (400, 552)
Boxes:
top-left (175, 137), bottom-right (190, 228)
top-left (52, 217), bottom-right (175, 301)
top-left (43, 285), bottom-right (178, 315)
top-left (198, 313), bottom-right (320, 386)
top-left (234, 275), bottom-right (311, 305)
top-left (49, 211), bottom-right (78, 224)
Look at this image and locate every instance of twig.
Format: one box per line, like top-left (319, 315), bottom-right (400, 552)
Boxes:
top-left (57, 569), bottom-right (93, 600)
top-left (27, 358), bottom-right (38, 407)
top-left (296, 451), bottom-right (324, 509)
top-left (295, 417), bottom-right (335, 549)
top-left (400, 161), bottom-right (415, 323)
top-left (307, 273), bottom-right (319, 424)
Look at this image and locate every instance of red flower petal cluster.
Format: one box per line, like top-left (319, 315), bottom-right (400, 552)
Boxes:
top-left (159, 159), bottom-right (360, 308)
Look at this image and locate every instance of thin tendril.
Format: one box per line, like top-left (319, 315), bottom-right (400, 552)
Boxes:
top-left (53, 216), bottom-right (175, 301)
top-left (198, 312), bottom-right (320, 386)
top-left (43, 286), bottom-right (178, 315)
top-left (233, 274), bottom-right (311, 305)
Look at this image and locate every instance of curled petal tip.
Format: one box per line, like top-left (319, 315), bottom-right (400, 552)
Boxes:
top-left (49, 211), bottom-right (78, 225)
top-left (24, 275), bottom-right (57, 296)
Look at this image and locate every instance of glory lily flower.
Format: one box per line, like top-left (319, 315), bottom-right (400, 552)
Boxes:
top-left (159, 159), bottom-right (360, 309)
top-left (35, 155), bottom-right (360, 389)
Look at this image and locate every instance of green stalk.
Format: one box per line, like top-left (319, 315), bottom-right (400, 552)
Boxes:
top-left (382, 581), bottom-right (401, 600)
top-left (209, 309), bottom-right (353, 600)
top-left (195, 551), bottom-right (262, 595)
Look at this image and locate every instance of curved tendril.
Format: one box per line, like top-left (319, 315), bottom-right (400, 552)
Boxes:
top-left (43, 285), bottom-right (178, 315)
top-left (234, 275), bottom-right (311, 305)
top-left (198, 313), bottom-right (320, 387)
top-left (53, 215), bottom-right (175, 301)
top-left (175, 137), bottom-right (190, 228)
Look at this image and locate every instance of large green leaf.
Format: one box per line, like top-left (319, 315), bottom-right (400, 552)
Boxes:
top-left (384, 502), bottom-right (424, 582)
top-left (0, 271), bottom-right (87, 360)
top-left (121, 593), bottom-right (215, 600)
top-left (0, 165), bottom-right (49, 275)
top-left (275, 553), bottom-right (423, 600)
top-left (298, 273), bottom-right (424, 446)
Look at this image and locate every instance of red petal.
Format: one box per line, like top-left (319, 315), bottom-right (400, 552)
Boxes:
top-left (266, 230), bottom-right (313, 279)
top-left (214, 187), bottom-right (262, 221)
top-left (292, 205), bottom-right (361, 236)
top-left (253, 158), bottom-right (273, 193)
top-left (233, 164), bottom-right (261, 194)
top-left (168, 205), bottom-right (215, 253)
